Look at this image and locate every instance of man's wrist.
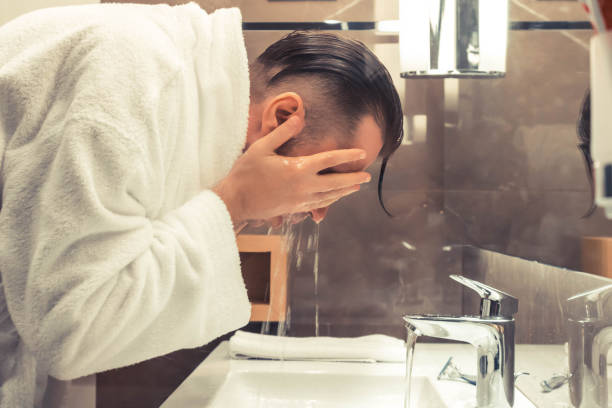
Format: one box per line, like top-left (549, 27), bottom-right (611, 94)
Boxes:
top-left (212, 180), bottom-right (244, 227)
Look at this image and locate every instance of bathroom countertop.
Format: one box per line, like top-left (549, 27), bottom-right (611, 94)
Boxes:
top-left (416, 343), bottom-right (572, 407)
top-left (163, 341), bottom-right (577, 408)
top-left (413, 343), bottom-right (572, 408)
top-left (514, 344), bottom-right (571, 408)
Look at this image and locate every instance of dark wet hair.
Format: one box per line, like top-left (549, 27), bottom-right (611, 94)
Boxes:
top-left (254, 31), bottom-right (403, 216)
top-left (577, 89), bottom-right (596, 218)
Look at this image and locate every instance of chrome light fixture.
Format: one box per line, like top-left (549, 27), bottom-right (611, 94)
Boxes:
top-left (400, 0), bottom-right (509, 78)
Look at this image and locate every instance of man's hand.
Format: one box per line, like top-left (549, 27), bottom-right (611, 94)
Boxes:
top-left (213, 116), bottom-right (371, 226)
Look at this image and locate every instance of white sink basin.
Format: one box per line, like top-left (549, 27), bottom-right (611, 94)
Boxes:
top-left (161, 342), bottom-right (537, 408)
top-left (209, 371), bottom-right (442, 408)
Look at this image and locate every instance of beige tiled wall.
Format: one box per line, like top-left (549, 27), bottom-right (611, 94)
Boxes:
top-left (206, 0), bottom-right (386, 22)
top-left (463, 246), bottom-right (612, 344)
top-left (237, 1), bottom-right (612, 344)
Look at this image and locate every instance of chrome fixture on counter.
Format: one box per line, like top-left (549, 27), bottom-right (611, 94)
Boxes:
top-left (404, 275), bottom-right (518, 408)
top-left (438, 356), bottom-right (529, 388)
top-left (540, 372), bottom-right (569, 393)
top-left (566, 284), bottom-right (612, 408)
top-left (399, 0), bottom-right (509, 78)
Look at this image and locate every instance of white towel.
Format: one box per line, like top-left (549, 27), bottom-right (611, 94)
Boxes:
top-left (0, 3), bottom-right (250, 406)
top-left (229, 331), bottom-right (407, 363)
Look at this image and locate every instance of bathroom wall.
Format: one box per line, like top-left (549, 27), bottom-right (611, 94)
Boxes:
top-left (462, 246), bottom-right (611, 344)
top-left (0, 0), bottom-right (97, 26)
top-left (236, 0), bottom-right (612, 340)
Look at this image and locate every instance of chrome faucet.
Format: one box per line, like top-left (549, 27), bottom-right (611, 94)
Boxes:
top-left (566, 283), bottom-right (612, 408)
top-left (404, 275), bottom-right (519, 408)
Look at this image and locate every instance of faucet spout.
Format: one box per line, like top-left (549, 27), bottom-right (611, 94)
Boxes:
top-left (402, 276), bottom-right (518, 407)
top-left (404, 315), bottom-right (516, 408)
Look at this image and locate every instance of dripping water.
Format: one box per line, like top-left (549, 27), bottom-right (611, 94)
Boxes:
top-left (404, 325), bottom-right (420, 408)
top-left (307, 224), bottom-right (320, 337)
top-left (261, 216), bottom-right (320, 338)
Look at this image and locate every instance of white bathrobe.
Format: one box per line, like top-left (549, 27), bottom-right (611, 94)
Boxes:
top-left (0, 3), bottom-right (251, 406)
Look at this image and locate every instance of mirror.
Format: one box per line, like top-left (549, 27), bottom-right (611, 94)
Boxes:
top-left (400, 0), bottom-right (508, 78)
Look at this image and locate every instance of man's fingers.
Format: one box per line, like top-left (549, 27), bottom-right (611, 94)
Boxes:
top-left (253, 116), bottom-right (304, 152)
top-left (318, 172), bottom-right (371, 192)
top-left (309, 207), bottom-right (330, 224)
top-left (308, 148), bottom-right (366, 172)
top-left (288, 212), bottom-right (309, 225)
top-left (296, 185), bottom-right (360, 213)
top-left (304, 193), bottom-right (353, 213)
top-left (316, 184), bottom-right (361, 201)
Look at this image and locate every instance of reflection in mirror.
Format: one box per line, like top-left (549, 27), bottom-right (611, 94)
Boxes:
top-left (399, 0), bottom-right (508, 78)
top-left (566, 284), bottom-right (612, 408)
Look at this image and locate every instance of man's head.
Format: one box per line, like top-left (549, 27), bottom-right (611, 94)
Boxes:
top-left (246, 31), bottom-right (403, 222)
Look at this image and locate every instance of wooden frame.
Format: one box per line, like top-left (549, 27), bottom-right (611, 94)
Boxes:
top-left (237, 235), bottom-right (288, 322)
top-left (582, 236), bottom-right (612, 278)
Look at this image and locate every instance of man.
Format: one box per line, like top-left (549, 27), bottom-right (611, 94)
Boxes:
top-left (0, 2), bottom-right (402, 406)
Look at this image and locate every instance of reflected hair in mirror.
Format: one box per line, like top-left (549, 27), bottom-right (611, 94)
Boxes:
top-left (577, 88), bottom-right (596, 218)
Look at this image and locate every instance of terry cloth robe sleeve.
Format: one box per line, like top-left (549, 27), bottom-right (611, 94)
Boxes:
top-left (8, 118), bottom-right (249, 380)
top-left (0, 4), bottom-right (250, 382)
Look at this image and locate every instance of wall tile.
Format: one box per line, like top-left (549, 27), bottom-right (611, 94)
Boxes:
top-left (445, 28), bottom-right (590, 191)
top-left (508, 0), bottom-right (589, 22)
top-left (462, 247), bottom-right (612, 344)
top-left (233, 0), bottom-right (376, 23)
top-left (288, 190), bottom-right (462, 337)
top-left (445, 190), bottom-right (612, 270)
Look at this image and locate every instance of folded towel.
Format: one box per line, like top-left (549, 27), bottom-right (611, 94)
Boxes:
top-left (229, 331), bottom-right (406, 363)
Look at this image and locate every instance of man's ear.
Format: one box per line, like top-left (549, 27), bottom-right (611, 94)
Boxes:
top-left (260, 92), bottom-right (305, 135)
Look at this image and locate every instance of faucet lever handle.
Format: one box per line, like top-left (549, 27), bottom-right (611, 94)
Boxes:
top-left (450, 274), bottom-right (519, 318)
top-left (566, 283), bottom-right (612, 319)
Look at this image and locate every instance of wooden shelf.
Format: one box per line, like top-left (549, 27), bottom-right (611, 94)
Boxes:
top-left (237, 235), bottom-right (288, 322)
top-left (582, 236), bottom-right (612, 278)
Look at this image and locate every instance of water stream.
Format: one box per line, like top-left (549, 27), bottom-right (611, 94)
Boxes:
top-left (262, 217), bottom-right (320, 337)
top-left (404, 328), bottom-right (419, 408)
top-left (306, 224), bottom-right (320, 337)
